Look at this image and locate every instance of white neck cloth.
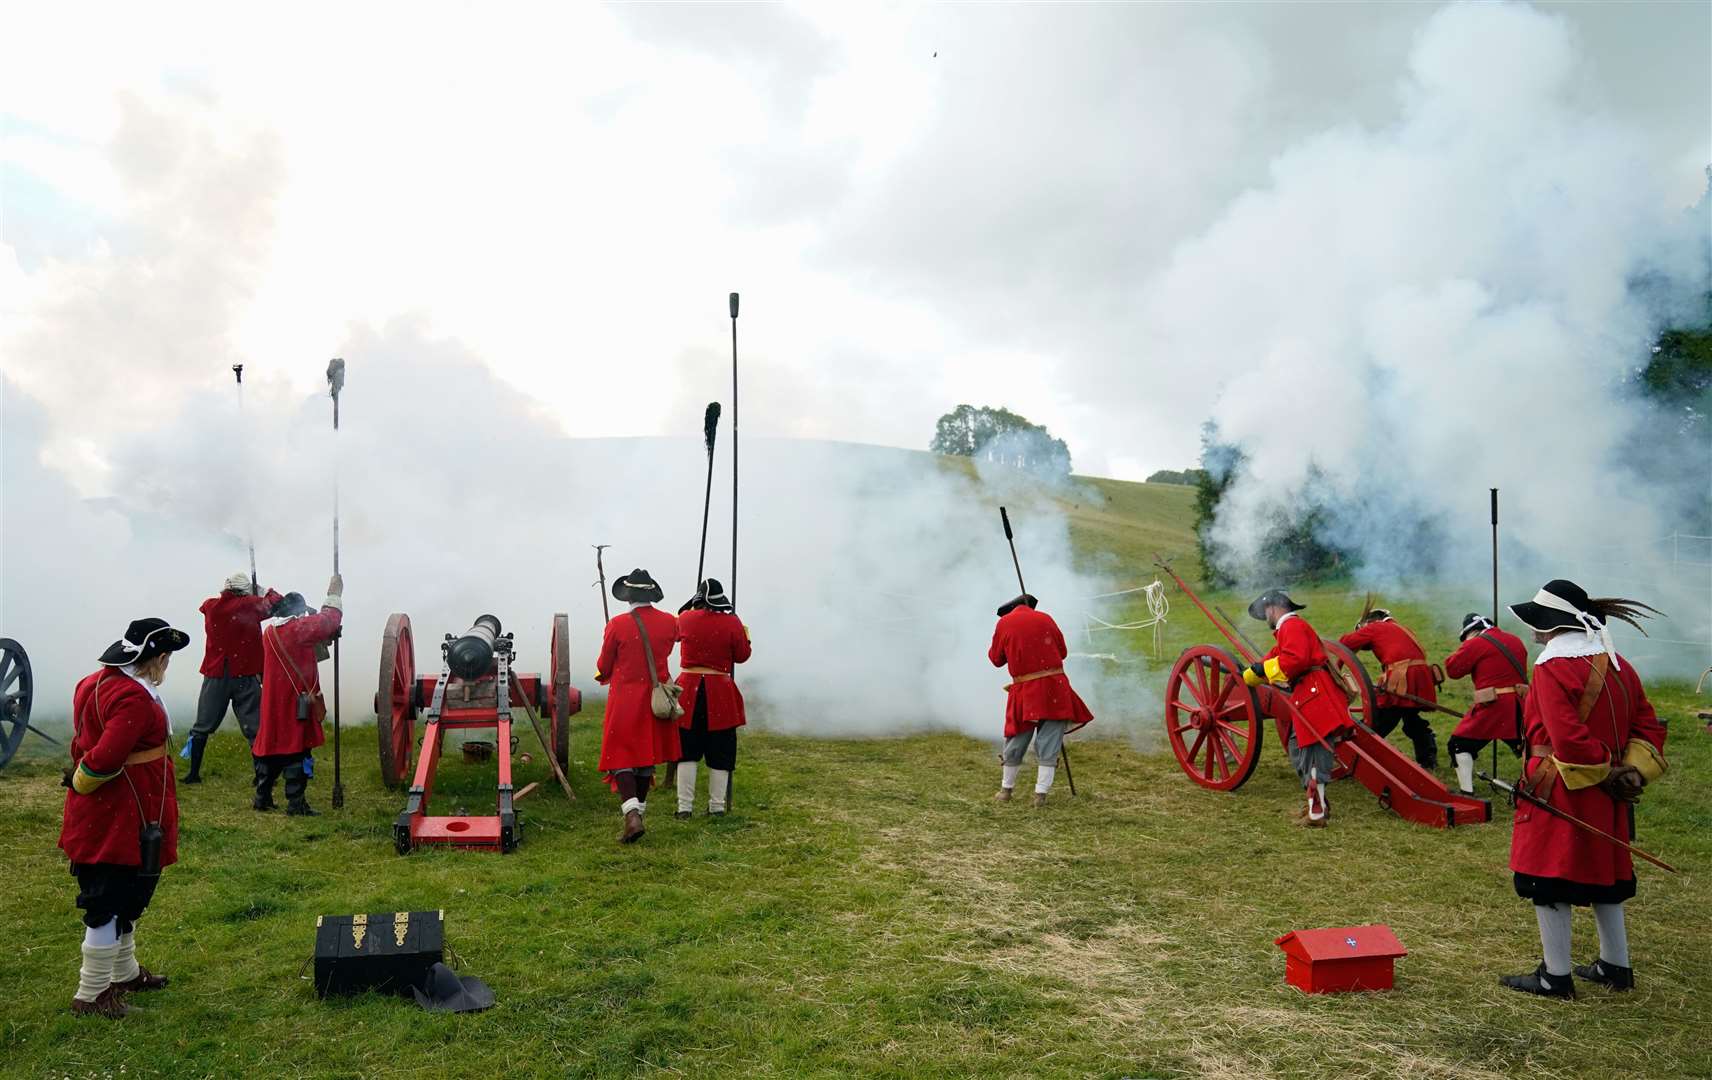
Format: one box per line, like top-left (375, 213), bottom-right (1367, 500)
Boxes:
top-left (1526, 588), bottom-right (1620, 671)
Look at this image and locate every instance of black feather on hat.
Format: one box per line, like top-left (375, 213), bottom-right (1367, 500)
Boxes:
top-left (97, 618), bottom-right (191, 667)
top-left (1509, 579), bottom-right (1596, 634)
top-left (1246, 589), bottom-right (1305, 621)
top-left (996, 593), bottom-right (1038, 617)
top-left (612, 568), bottom-right (664, 604)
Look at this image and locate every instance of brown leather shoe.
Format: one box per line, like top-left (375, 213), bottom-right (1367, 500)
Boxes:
top-left (71, 986), bottom-right (129, 1019)
top-left (1031, 792), bottom-right (1047, 809)
top-left (112, 966), bottom-right (168, 992)
top-left (619, 809), bottom-right (646, 844)
top-left (993, 788), bottom-right (1013, 803)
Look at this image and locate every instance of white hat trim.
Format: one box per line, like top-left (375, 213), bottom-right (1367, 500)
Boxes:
top-left (1525, 587), bottom-right (1620, 671)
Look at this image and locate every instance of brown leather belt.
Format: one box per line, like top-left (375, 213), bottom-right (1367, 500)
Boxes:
top-left (680, 666), bottom-right (729, 677)
top-left (124, 745), bottom-right (167, 766)
top-left (1472, 684), bottom-right (1528, 705)
top-left (1005, 667), bottom-right (1064, 691)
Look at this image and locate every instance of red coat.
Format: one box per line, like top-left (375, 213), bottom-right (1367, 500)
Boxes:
top-left (253, 608), bottom-right (342, 757)
top-left (198, 589), bottom-right (284, 677)
top-left (596, 606), bottom-right (682, 775)
top-left (60, 670), bottom-right (180, 868)
top-left (1263, 614), bottom-right (1354, 746)
top-left (1444, 628), bottom-right (1529, 742)
top-left (1339, 619), bottom-right (1436, 710)
top-left (988, 606), bottom-right (1094, 739)
top-left (1510, 653), bottom-right (1666, 887)
top-left (675, 608), bottom-right (751, 732)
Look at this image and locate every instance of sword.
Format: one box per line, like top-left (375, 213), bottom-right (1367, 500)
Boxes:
top-left (1480, 772), bottom-right (1677, 873)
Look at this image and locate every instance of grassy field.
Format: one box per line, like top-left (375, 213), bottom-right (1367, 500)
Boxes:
top-left (3, 475), bottom-right (1710, 1079)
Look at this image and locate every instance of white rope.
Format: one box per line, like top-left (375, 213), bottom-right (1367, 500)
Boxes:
top-left (1082, 580), bottom-right (1169, 658)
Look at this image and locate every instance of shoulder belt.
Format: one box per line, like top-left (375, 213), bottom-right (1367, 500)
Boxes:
top-left (264, 624), bottom-right (315, 697)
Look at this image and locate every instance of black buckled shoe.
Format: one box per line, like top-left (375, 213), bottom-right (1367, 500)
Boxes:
top-left (286, 799), bottom-right (319, 817)
top-left (1573, 958), bottom-right (1634, 991)
top-left (1500, 962), bottom-right (1576, 999)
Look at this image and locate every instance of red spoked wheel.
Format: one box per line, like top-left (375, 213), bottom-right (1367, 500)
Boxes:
top-left (1321, 639), bottom-right (1379, 731)
top-left (547, 613), bottom-right (575, 771)
top-left (1165, 645), bottom-right (1264, 791)
top-left (375, 613), bottom-right (418, 789)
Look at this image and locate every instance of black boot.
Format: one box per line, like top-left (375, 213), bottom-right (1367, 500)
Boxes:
top-left (284, 760), bottom-right (316, 816)
top-left (1573, 958), bottom-right (1634, 991)
top-left (1500, 962), bottom-right (1576, 999)
top-left (183, 737), bottom-right (206, 784)
top-left (252, 763), bottom-right (278, 811)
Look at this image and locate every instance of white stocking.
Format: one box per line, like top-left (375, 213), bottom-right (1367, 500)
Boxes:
top-left (676, 761), bottom-right (698, 813)
top-left (1034, 765), bottom-right (1056, 795)
top-left (1534, 903), bottom-right (1573, 977)
top-left (1454, 752), bottom-right (1476, 794)
top-left (1000, 764), bottom-right (1020, 790)
top-left (113, 930), bottom-right (140, 984)
top-left (76, 919), bottom-right (120, 1002)
top-left (708, 769), bottom-right (731, 813)
top-left (1593, 903), bottom-right (1630, 967)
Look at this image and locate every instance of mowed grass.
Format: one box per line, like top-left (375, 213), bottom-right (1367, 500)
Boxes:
top-left (3, 470), bottom-right (1710, 1079)
top-left (2, 686), bottom-right (1708, 1079)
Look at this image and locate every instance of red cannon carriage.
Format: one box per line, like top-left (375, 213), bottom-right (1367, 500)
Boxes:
top-left (375, 613), bottom-right (581, 853)
top-left (1155, 561), bottom-right (1489, 828)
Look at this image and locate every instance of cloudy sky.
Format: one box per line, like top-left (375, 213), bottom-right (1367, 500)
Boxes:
top-left (3, 1), bottom-right (1708, 483)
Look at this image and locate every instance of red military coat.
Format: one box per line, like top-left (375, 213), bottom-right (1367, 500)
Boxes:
top-left (1263, 614), bottom-right (1354, 746)
top-left (60, 670), bottom-right (179, 868)
top-left (253, 608), bottom-right (342, 757)
top-left (1338, 618), bottom-right (1436, 710)
top-left (198, 588), bottom-right (284, 678)
top-left (596, 606), bottom-right (682, 776)
top-left (1444, 628), bottom-right (1529, 742)
top-left (1510, 651), bottom-right (1666, 888)
top-left (675, 608), bottom-right (752, 732)
top-left (988, 606), bottom-right (1094, 739)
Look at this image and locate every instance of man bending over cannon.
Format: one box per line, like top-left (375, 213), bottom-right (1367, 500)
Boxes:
top-left (1243, 590), bottom-right (1354, 827)
top-left (988, 593), bottom-right (1093, 807)
top-left (1339, 602), bottom-right (1440, 770)
top-left (596, 569), bottom-right (681, 843)
top-left (184, 572), bottom-right (285, 785)
top-left (252, 576), bottom-right (343, 816)
top-left (674, 578), bottom-right (750, 819)
top-left (1443, 613), bottom-right (1529, 794)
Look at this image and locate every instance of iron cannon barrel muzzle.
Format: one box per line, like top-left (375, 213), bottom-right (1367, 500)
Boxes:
top-left (446, 614), bottom-right (503, 679)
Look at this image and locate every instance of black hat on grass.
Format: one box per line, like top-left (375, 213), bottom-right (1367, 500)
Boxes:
top-left (411, 962), bottom-right (494, 1013)
top-left (97, 618), bottom-right (191, 667)
top-left (612, 568), bottom-right (664, 604)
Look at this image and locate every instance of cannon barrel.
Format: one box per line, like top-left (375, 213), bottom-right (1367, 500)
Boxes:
top-left (446, 614), bottom-right (503, 679)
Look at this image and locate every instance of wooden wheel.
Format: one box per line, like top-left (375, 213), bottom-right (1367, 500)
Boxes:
top-left (1164, 645), bottom-right (1263, 791)
top-left (1321, 639), bottom-right (1378, 730)
top-left (547, 613), bottom-right (573, 771)
top-left (0, 638), bottom-right (34, 771)
top-left (375, 613), bottom-right (418, 789)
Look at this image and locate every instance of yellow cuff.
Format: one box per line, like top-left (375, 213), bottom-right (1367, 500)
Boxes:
top-left (1262, 657), bottom-right (1287, 685)
top-left (1622, 739), bottom-right (1667, 783)
top-left (71, 761), bottom-right (118, 795)
top-left (1553, 757), bottom-right (1611, 791)
top-left (1242, 666), bottom-right (1261, 687)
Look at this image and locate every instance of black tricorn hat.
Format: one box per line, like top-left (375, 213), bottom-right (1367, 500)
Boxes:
top-left (270, 592), bottom-right (314, 619)
top-left (1510, 579), bottom-right (1596, 634)
top-left (612, 568), bottom-right (664, 604)
top-left (996, 593), bottom-right (1038, 617)
top-left (677, 578), bottom-right (733, 615)
top-left (97, 618), bottom-right (191, 667)
top-left (1459, 612), bottom-right (1495, 640)
top-left (1247, 589), bottom-right (1305, 621)
top-left (411, 962), bottom-right (494, 1013)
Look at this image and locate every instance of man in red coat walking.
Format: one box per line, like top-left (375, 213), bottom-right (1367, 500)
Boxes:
top-left (673, 578), bottom-right (751, 819)
top-left (185, 571), bottom-right (285, 784)
top-left (1500, 579), bottom-right (1667, 999)
top-left (1243, 590), bottom-right (1355, 827)
top-left (60, 617), bottom-right (190, 1018)
top-left (988, 593), bottom-right (1093, 807)
top-left (596, 569), bottom-right (681, 843)
top-left (1339, 604), bottom-right (1439, 769)
top-left (1443, 612), bottom-right (1530, 794)
top-left (252, 576), bottom-right (342, 817)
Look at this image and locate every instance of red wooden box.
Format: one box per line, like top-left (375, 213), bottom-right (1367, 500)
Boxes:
top-left (1274, 924), bottom-right (1406, 993)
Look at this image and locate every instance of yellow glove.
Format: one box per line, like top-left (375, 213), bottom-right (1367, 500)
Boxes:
top-left (1263, 657), bottom-right (1288, 685)
top-left (1242, 665), bottom-right (1262, 687)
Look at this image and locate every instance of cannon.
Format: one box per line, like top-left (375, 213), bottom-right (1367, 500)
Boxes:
top-left (1155, 560), bottom-right (1489, 828)
top-left (1, 638), bottom-right (37, 770)
top-left (375, 613), bottom-right (581, 853)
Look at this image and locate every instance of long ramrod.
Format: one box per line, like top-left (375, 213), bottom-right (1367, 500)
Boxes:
top-left (1481, 771), bottom-right (1676, 873)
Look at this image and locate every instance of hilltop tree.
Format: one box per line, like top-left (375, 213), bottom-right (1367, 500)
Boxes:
top-left (931, 404), bottom-right (1071, 478)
